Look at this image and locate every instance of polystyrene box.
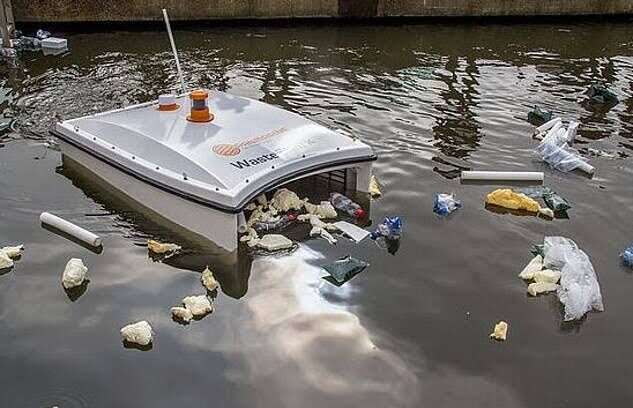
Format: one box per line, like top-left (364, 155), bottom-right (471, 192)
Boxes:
top-left (41, 37), bottom-right (67, 49)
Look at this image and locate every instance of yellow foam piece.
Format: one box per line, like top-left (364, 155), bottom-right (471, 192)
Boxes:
top-left (485, 189), bottom-right (541, 213)
top-left (490, 321), bottom-right (508, 341)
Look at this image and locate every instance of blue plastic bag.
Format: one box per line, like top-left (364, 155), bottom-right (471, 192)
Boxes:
top-left (369, 216), bottom-right (402, 240)
top-left (621, 246), bottom-right (633, 267)
top-left (433, 193), bottom-right (462, 216)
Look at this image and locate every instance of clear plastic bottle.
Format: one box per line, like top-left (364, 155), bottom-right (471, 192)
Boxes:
top-left (253, 214), bottom-right (296, 232)
top-left (329, 193), bottom-right (365, 218)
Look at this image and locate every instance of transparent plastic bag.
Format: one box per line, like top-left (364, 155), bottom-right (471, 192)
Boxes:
top-left (433, 193), bottom-right (462, 216)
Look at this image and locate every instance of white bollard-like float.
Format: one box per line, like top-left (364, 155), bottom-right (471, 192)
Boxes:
top-left (40, 212), bottom-right (103, 248)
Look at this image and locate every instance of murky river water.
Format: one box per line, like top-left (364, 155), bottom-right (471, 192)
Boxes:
top-left (1, 21), bottom-right (633, 407)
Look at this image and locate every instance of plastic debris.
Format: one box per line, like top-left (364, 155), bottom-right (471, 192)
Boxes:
top-left (330, 192), bottom-right (365, 218)
top-left (538, 208), bottom-right (554, 219)
top-left (527, 282), bottom-right (558, 296)
top-left (120, 321), bottom-right (153, 346)
top-left (253, 214), bottom-right (296, 232)
top-left (461, 171), bottom-right (543, 182)
top-left (36, 29), bottom-right (51, 40)
top-left (534, 269), bottom-right (561, 284)
top-left (310, 226), bottom-right (337, 244)
top-left (240, 227), bottom-right (259, 246)
top-left (0, 252), bottom-right (13, 270)
top-left (543, 236), bottom-right (604, 321)
top-left (0, 244), bottom-right (24, 259)
top-left (321, 255), bottom-right (369, 285)
top-left (534, 117), bottom-right (562, 139)
top-left (298, 214), bottom-right (339, 231)
top-left (369, 175), bottom-right (382, 197)
top-left (1, 48), bottom-right (17, 58)
top-left (485, 189), bottom-right (540, 213)
top-left (171, 306), bottom-right (193, 323)
top-left (433, 193), bottom-right (462, 216)
top-left (621, 247), bottom-right (633, 267)
top-left (40, 212), bottom-right (103, 248)
top-left (489, 321), bottom-right (508, 341)
top-left (201, 266), bottom-right (218, 292)
top-left (253, 234), bottom-right (294, 252)
top-left (586, 83), bottom-right (619, 105)
top-left (147, 239), bottom-right (181, 256)
top-left (245, 202), bottom-right (257, 211)
top-left (255, 193), bottom-right (268, 208)
top-left (370, 216), bottom-right (403, 240)
top-left (535, 124), bottom-right (594, 175)
top-left (61, 258), bottom-right (88, 289)
top-left (518, 255), bottom-right (543, 280)
top-left (20, 36), bottom-right (41, 49)
top-left (516, 186), bottom-right (571, 213)
top-left (304, 201), bottom-right (338, 219)
top-left (270, 188), bottom-right (304, 212)
top-left (528, 105), bottom-right (553, 124)
top-left (332, 221), bottom-right (370, 243)
top-left (182, 295), bottom-right (213, 317)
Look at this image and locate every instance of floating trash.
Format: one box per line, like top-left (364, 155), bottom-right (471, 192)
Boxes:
top-left (433, 193), bottom-right (462, 216)
top-left (304, 201), bottom-right (337, 219)
top-left (321, 255), bottom-right (369, 285)
top-left (527, 282), bottom-right (558, 296)
top-left (269, 188), bottom-right (304, 212)
top-left (330, 192), bottom-right (365, 218)
top-left (147, 239), bottom-right (181, 257)
top-left (61, 258), bottom-right (88, 289)
top-left (120, 321), bottom-right (153, 346)
top-left (332, 221), bottom-right (370, 243)
top-left (485, 189), bottom-right (540, 213)
top-left (251, 234), bottom-right (295, 252)
top-left (369, 175), bottom-right (382, 198)
top-left (586, 83), bottom-right (619, 105)
top-left (518, 255), bottom-right (543, 280)
top-left (0, 244), bottom-right (24, 259)
top-left (527, 105), bottom-right (553, 125)
top-left (310, 226), bottom-right (337, 244)
top-left (621, 246), bottom-right (633, 267)
top-left (182, 295), bottom-right (213, 317)
top-left (0, 252), bottom-right (13, 270)
top-left (201, 266), bottom-right (218, 292)
top-left (171, 306), bottom-right (193, 323)
top-left (489, 321), bottom-right (508, 341)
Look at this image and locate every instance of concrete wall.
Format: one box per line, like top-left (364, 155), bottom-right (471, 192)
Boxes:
top-left (12, 0), bottom-right (633, 22)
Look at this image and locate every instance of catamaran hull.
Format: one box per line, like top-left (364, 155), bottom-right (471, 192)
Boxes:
top-left (58, 139), bottom-right (240, 252)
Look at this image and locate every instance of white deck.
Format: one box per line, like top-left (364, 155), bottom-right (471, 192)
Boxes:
top-left (54, 92), bottom-right (375, 212)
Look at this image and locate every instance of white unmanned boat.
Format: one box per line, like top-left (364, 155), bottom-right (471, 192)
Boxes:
top-left (52, 91), bottom-right (376, 252)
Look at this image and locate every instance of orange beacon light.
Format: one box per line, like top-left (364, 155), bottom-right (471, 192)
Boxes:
top-left (187, 89), bottom-right (214, 122)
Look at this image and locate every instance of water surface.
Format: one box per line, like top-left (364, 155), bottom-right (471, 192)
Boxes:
top-left (1, 21), bottom-right (633, 407)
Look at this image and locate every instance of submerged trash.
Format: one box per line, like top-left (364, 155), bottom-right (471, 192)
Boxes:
top-left (321, 255), bottom-right (369, 285)
top-left (433, 193), bottom-right (462, 216)
top-left (332, 221), bottom-right (370, 243)
top-left (253, 234), bottom-right (294, 252)
top-left (120, 321), bottom-right (153, 346)
top-left (182, 295), bottom-right (213, 317)
top-left (369, 175), bottom-right (382, 197)
top-left (621, 246), bottom-right (633, 267)
top-left (586, 83), bottom-right (619, 105)
top-left (147, 239), bottom-right (181, 256)
top-left (253, 213), bottom-right (296, 232)
top-left (330, 192), bottom-right (365, 218)
top-left (543, 236), bottom-right (604, 321)
top-left (485, 189), bottom-right (540, 213)
top-left (304, 201), bottom-right (338, 219)
top-left (0, 244), bottom-right (24, 259)
top-left (61, 258), bottom-right (88, 289)
top-left (201, 266), bottom-right (218, 292)
top-left (527, 282), bottom-right (558, 296)
top-left (518, 255), bottom-right (543, 280)
top-left (171, 306), bottom-right (193, 323)
top-left (527, 105), bottom-right (553, 125)
top-left (0, 252), bottom-right (13, 270)
top-left (489, 321), bottom-right (508, 341)
top-left (269, 188), bottom-right (304, 212)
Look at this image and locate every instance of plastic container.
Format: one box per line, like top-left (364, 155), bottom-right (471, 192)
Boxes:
top-left (329, 192), bottom-right (365, 218)
top-left (41, 37), bottom-right (68, 49)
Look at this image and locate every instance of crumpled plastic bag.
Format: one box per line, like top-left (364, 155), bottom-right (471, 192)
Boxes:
top-left (516, 186), bottom-right (571, 213)
top-left (621, 246), bottom-right (633, 267)
top-left (304, 201), bottom-right (337, 219)
top-left (321, 256), bottom-right (369, 285)
top-left (543, 236), bottom-right (604, 321)
top-left (586, 83), bottom-right (619, 105)
top-left (485, 189), bottom-right (540, 213)
top-left (201, 266), bottom-right (218, 291)
top-left (269, 188), bottom-right (305, 212)
top-left (527, 105), bottom-right (553, 124)
top-left (61, 258), bottom-right (88, 289)
top-left (120, 321), bottom-right (153, 346)
top-left (433, 193), bottom-right (462, 216)
top-left (535, 125), bottom-right (592, 173)
top-left (182, 295), bottom-right (213, 317)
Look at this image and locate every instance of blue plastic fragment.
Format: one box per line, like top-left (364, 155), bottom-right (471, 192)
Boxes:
top-left (433, 193), bottom-right (462, 216)
top-left (369, 216), bottom-right (402, 240)
top-left (621, 246), bottom-right (633, 267)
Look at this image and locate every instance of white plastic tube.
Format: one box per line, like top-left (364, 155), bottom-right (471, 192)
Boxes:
top-left (576, 161), bottom-right (595, 175)
top-left (237, 211), bottom-right (247, 234)
top-left (40, 212), bottom-right (102, 248)
top-left (461, 171), bottom-right (544, 182)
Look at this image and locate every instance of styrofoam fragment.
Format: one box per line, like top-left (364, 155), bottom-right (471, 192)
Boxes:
top-left (304, 201), bottom-right (337, 219)
top-left (0, 244), bottom-right (24, 258)
top-left (518, 255), bottom-right (543, 280)
top-left (61, 258), bottom-right (88, 289)
top-left (0, 252), bottom-right (14, 270)
top-left (201, 266), bottom-right (218, 291)
top-left (255, 234), bottom-right (294, 251)
top-left (527, 282), bottom-right (558, 296)
top-left (269, 188), bottom-right (304, 212)
top-left (182, 295), bottom-right (213, 317)
top-left (310, 226), bottom-right (337, 244)
top-left (533, 269), bottom-right (561, 284)
top-left (147, 239), bottom-right (181, 255)
top-left (171, 306), bottom-right (193, 323)
top-left (120, 321), bottom-right (153, 346)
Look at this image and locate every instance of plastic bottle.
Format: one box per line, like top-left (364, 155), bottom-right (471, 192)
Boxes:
top-left (329, 193), bottom-right (365, 218)
top-left (253, 214), bottom-right (297, 232)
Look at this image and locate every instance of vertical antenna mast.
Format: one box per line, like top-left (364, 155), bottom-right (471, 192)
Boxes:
top-left (162, 8), bottom-right (187, 94)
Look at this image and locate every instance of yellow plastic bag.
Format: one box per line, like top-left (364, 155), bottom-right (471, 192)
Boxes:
top-left (485, 189), bottom-right (540, 213)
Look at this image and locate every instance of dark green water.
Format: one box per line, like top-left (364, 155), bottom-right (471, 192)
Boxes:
top-left (1, 21), bottom-right (633, 407)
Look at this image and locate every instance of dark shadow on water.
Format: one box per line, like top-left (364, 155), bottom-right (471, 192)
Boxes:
top-left (63, 280), bottom-right (89, 302)
top-left (122, 340), bottom-right (153, 351)
top-left (484, 203), bottom-right (537, 217)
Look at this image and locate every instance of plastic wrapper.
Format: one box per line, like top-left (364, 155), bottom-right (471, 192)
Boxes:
top-left (527, 105), bottom-right (553, 124)
top-left (120, 321), bottom-right (153, 346)
top-left (201, 266), bottom-right (218, 291)
top-left (433, 193), bottom-right (462, 216)
top-left (485, 189), bottom-right (540, 213)
top-left (489, 321), bottom-right (508, 341)
top-left (370, 216), bottom-right (403, 240)
top-left (543, 236), bottom-right (604, 321)
top-left (171, 306), bottom-right (193, 323)
top-left (182, 295), bottom-right (213, 317)
top-left (527, 282), bottom-right (558, 296)
top-left (321, 256), bottom-right (369, 285)
top-left (535, 126), bottom-right (593, 174)
top-left (622, 246), bottom-right (633, 267)
top-left (516, 186), bottom-right (571, 213)
top-left (61, 258), bottom-right (88, 289)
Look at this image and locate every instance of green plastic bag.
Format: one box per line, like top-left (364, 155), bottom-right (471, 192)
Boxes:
top-left (321, 256), bottom-right (369, 285)
top-left (586, 84), bottom-right (619, 105)
top-left (516, 186), bottom-right (571, 213)
top-left (527, 105), bottom-right (553, 125)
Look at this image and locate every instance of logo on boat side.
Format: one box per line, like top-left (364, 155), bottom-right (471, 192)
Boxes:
top-left (212, 127), bottom-right (288, 157)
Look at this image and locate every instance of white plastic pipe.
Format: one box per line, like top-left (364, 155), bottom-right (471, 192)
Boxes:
top-left (162, 9), bottom-right (187, 94)
top-left (237, 211), bottom-right (247, 234)
top-left (461, 171), bottom-right (544, 182)
top-left (40, 212), bottom-right (102, 248)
